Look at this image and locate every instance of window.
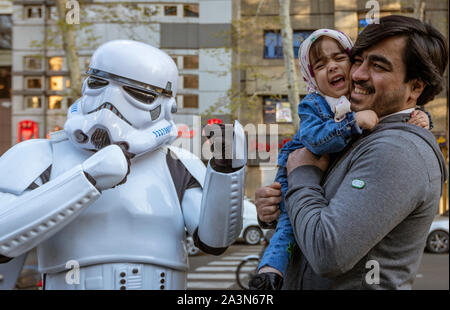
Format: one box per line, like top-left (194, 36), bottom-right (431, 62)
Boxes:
top-left (0, 66), bottom-right (10, 99)
top-left (183, 94), bottom-right (198, 108)
top-left (183, 75), bottom-right (198, 89)
top-left (49, 76), bottom-right (64, 91)
top-left (264, 31), bottom-right (283, 59)
top-left (263, 96), bottom-right (292, 123)
top-left (293, 31), bottom-right (313, 59)
top-left (0, 15), bottom-right (12, 50)
top-left (48, 96), bottom-right (63, 110)
top-left (264, 30), bottom-right (313, 59)
top-left (49, 57), bottom-right (63, 71)
top-left (183, 55), bottom-right (198, 69)
top-left (25, 96), bottom-right (42, 109)
top-left (164, 6), bottom-right (177, 16)
top-left (25, 6), bottom-right (42, 19)
top-left (184, 4), bottom-right (199, 17)
top-left (171, 56), bottom-right (178, 66)
top-left (25, 77), bottom-right (42, 89)
top-left (24, 56), bottom-right (42, 71)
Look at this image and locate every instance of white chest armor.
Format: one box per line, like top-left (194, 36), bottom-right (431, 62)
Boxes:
top-left (37, 139), bottom-right (188, 274)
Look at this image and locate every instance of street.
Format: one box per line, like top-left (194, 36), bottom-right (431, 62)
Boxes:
top-left (188, 243), bottom-right (449, 290)
top-left (3, 244), bottom-right (448, 290)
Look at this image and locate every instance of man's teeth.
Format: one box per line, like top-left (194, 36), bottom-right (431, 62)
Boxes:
top-left (354, 87), bottom-right (369, 95)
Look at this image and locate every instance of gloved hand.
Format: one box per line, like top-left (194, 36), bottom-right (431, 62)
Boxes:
top-left (248, 272), bottom-right (283, 290)
top-left (205, 121), bottom-right (246, 173)
top-left (81, 144), bottom-right (130, 191)
top-left (205, 123), bottom-right (234, 173)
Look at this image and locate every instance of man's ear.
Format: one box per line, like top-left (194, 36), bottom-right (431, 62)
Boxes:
top-left (408, 78), bottom-right (426, 102)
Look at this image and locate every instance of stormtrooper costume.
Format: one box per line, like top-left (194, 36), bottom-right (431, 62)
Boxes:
top-left (0, 40), bottom-right (246, 290)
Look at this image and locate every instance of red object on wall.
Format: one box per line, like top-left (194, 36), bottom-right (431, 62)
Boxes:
top-left (17, 120), bottom-right (39, 142)
top-left (207, 118), bottom-right (223, 125)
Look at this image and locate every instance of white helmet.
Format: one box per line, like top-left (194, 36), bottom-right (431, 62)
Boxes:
top-left (64, 40), bottom-right (179, 156)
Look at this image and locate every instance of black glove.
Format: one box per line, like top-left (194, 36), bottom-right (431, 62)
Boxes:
top-left (248, 272), bottom-right (283, 290)
top-left (205, 123), bottom-right (239, 173)
top-left (112, 142), bottom-right (134, 187)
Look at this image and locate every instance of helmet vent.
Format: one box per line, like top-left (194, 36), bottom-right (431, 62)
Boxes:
top-left (91, 128), bottom-right (111, 150)
top-left (150, 105), bottom-right (161, 121)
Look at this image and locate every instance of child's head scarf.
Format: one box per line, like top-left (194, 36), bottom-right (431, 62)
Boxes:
top-left (299, 29), bottom-right (354, 94)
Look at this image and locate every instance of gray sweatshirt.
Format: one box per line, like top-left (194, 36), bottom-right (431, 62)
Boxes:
top-left (283, 114), bottom-right (447, 290)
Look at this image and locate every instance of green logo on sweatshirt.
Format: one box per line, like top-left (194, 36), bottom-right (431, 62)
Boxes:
top-left (352, 179), bottom-right (366, 189)
top-left (287, 242), bottom-right (294, 259)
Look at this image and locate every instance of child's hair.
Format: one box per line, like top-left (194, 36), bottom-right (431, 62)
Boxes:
top-left (299, 29), bottom-right (353, 94)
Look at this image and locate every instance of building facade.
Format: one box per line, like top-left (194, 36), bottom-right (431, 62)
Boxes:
top-left (11, 0), bottom-right (233, 146)
top-left (7, 0), bottom-right (449, 212)
top-left (0, 0), bottom-right (11, 156)
top-left (236, 0), bottom-right (448, 212)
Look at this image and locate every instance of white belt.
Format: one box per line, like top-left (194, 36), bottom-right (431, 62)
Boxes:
top-left (44, 263), bottom-right (187, 290)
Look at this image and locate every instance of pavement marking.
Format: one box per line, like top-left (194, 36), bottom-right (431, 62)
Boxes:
top-left (208, 261), bottom-right (241, 266)
top-left (196, 266), bottom-right (255, 272)
top-left (187, 281), bottom-right (235, 289)
top-left (188, 273), bottom-right (235, 280)
top-left (187, 246), bottom-right (264, 290)
top-left (222, 256), bottom-right (255, 260)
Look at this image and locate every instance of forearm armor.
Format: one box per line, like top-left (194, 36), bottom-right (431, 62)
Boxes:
top-left (197, 162), bottom-right (245, 250)
top-left (0, 166), bottom-right (100, 258)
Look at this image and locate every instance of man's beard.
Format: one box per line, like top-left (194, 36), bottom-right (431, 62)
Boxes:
top-left (350, 81), bottom-right (406, 117)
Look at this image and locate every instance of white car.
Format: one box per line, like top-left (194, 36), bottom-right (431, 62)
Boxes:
top-left (237, 197), bottom-right (268, 245)
top-left (426, 210), bottom-right (449, 254)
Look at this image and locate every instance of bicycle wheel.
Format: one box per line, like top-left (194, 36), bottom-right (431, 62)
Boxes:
top-left (235, 257), bottom-right (260, 290)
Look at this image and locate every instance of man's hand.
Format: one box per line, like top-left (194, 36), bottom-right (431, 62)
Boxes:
top-left (255, 182), bottom-right (282, 223)
top-left (286, 148), bottom-right (330, 175)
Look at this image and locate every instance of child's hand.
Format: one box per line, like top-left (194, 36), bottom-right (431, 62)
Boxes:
top-left (355, 110), bottom-right (379, 130)
top-left (409, 110), bottom-right (430, 129)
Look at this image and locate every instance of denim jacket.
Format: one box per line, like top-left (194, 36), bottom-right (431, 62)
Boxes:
top-left (259, 92), bottom-right (362, 275)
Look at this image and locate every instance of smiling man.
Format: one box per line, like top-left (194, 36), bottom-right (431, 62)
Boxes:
top-left (255, 15), bottom-right (448, 289)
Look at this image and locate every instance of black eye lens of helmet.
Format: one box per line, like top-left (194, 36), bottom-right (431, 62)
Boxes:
top-left (87, 76), bottom-right (109, 89)
top-left (123, 86), bottom-right (157, 104)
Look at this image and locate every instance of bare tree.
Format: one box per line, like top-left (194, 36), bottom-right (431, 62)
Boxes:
top-left (55, 0), bottom-right (82, 98)
top-left (278, 0), bottom-right (300, 130)
top-left (414, 0), bottom-right (426, 22)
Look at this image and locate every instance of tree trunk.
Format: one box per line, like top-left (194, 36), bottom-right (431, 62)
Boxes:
top-left (278, 0), bottom-right (300, 131)
top-left (55, 0), bottom-right (82, 99)
top-left (414, 0), bottom-right (426, 22)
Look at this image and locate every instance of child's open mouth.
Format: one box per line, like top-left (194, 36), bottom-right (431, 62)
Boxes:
top-left (329, 75), bottom-right (346, 88)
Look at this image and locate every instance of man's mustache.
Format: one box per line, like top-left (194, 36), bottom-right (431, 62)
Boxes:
top-left (352, 81), bottom-right (375, 94)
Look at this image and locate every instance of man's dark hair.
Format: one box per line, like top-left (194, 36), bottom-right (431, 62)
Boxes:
top-left (351, 15), bottom-right (448, 106)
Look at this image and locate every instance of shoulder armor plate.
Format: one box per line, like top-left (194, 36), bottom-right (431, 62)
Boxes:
top-left (0, 139), bottom-right (53, 195)
top-left (167, 146), bottom-right (206, 187)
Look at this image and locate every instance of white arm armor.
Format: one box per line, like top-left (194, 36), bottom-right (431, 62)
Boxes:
top-left (172, 121), bottom-right (247, 252)
top-left (0, 143), bottom-right (127, 258)
top-left (197, 120), bottom-right (247, 249)
top-left (197, 163), bottom-right (246, 249)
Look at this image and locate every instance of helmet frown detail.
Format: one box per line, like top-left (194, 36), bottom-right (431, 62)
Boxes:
top-left (64, 40), bottom-right (179, 156)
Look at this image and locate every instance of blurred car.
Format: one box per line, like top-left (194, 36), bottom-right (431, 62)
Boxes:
top-left (186, 197), bottom-right (267, 255)
top-left (238, 197), bottom-right (268, 245)
top-left (186, 235), bottom-right (200, 256)
top-left (426, 210), bottom-right (449, 254)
